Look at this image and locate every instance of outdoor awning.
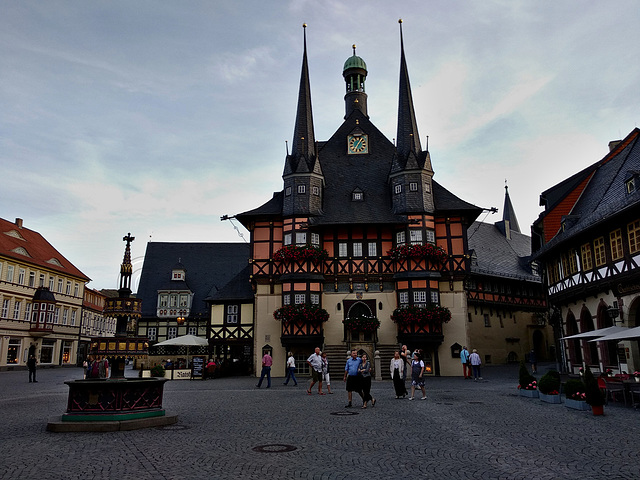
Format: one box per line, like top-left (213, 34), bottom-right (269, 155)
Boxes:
top-left (560, 326), bottom-right (628, 340)
top-left (588, 325), bottom-right (640, 342)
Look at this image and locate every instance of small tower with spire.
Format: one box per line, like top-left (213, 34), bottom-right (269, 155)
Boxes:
top-left (343, 44), bottom-right (368, 118)
top-left (495, 181), bottom-right (521, 239)
top-left (282, 24), bottom-right (324, 217)
top-left (389, 19), bottom-right (434, 214)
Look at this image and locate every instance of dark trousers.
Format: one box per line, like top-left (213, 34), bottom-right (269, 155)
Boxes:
top-left (257, 366), bottom-right (271, 388)
top-left (29, 369), bottom-right (36, 382)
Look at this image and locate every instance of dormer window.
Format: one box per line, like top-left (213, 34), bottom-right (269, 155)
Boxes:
top-left (352, 191), bottom-right (364, 201)
top-left (394, 184), bottom-right (402, 194)
top-left (625, 171), bottom-right (639, 194)
top-left (626, 177), bottom-right (636, 194)
top-left (172, 271), bottom-right (184, 281)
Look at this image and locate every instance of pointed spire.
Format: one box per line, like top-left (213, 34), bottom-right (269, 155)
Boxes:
top-left (396, 19), bottom-right (422, 163)
top-left (502, 181), bottom-right (521, 233)
top-left (290, 23), bottom-right (315, 166)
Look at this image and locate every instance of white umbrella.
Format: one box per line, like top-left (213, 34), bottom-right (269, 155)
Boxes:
top-left (561, 326), bottom-right (628, 340)
top-left (154, 335), bottom-right (208, 367)
top-left (588, 325), bottom-right (640, 342)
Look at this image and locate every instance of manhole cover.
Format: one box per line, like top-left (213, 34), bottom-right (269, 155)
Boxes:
top-left (330, 411), bottom-right (360, 416)
top-left (156, 425), bottom-right (189, 431)
top-left (252, 444), bottom-right (297, 453)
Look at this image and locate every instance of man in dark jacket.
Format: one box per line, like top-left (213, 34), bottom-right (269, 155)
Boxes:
top-left (27, 355), bottom-right (37, 383)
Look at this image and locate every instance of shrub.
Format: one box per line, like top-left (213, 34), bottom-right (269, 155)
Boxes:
top-left (150, 365), bottom-right (165, 378)
top-left (564, 379), bottom-right (587, 401)
top-left (518, 361), bottom-right (537, 390)
top-left (584, 366), bottom-right (605, 407)
top-left (538, 370), bottom-right (561, 394)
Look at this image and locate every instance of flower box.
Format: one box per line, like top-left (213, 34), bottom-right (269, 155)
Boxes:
top-left (539, 392), bottom-right (562, 404)
top-left (565, 398), bottom-right (590, 411)
top-left (519, 388), bottom-right (538, 398)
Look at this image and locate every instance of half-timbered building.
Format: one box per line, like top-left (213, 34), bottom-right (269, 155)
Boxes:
top-left (532, 128), bottom-right (640, 374)
top-left (235, 24), bottom-right (483, 377)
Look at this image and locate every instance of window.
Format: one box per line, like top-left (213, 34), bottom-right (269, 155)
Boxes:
top-left (568, 249), bottom-right (578, 274)
top-left (6, 265), bottom-right (14, 283)
top-left (65, 281), bottom-right (71, 295)
top-left (312, 186), bottom-right (320, 196)
top-left (147, 327), bottom-right (157, 341)
top-left (62, 309), bottom-right (68, 325)
top-left (297, 185), bottom-right (306, 194)
top-left (338, 243), bottom-right (348, 257)
top-left (48, 276), bottom-right (54, 289)
top-left (57, 279), bottom-right (63, 293)
top-left (226, 304), bottom-right (238, 324)
top-left (71, 310), bottom-right (76, 326)
top-left (160, 295), bottom-right (168, 307)
top-left (484, 314), bottom-right (491, 327)
top-left (283, 295), bottom-right (290, 305)
top-left (29, 272), bottom-right (36, 287)
top-left (169, 295), bottom-right (177, 308)
top-left (425, 230), bottom-right (435, 244)
top-left (24, 303), bottom-right (31, 321)
top-left (399, 292), bottom-right (409, 304)
top-left (394, 184), bottom-right (402, 194)
top-left (180, 295), bottom-right (188, 307)
top-left (352, 192), bottom-right (363, 201)
top-left (396, 231), bottom-right (406, 245)
top-left (424, 182), bottom-right (431, 193)
top-left (353, 243), bottom-right (362, 257)
top-left (13, 301), bottom-right (21, 320)
top-left (409, 182), bottom-right (418, 191)
top-left (628, 219), bottom-right (640, 254)
top-left (285, 186), bottom-right (292, 196)
top-left (2, 299), bottom-right (10, 318)
top-left (188, 326), bottom-right (197, 336)
top-left (74, 284), bottom-right (79, 297)
top-left (295, 232), bottom-right (306, 245)
top-left (610, 229), bottom-right (623, 260)
top-left (168, 327), bottom-right (177, 339)
top-left (310, 294), bottom-right (320, 305)
top-left (580, 243), bottom-right (593, 271)
top-left (413, 291), bottom-right (427, 305)
top-left (626, 177), bottom-right (636, 194)
top-left (284, 233), bottom-right (292, 246)
top-left (38, 274), bottom-right (44, 287)
top-left (6, 338), bottom-right (21, 364)
top-left (430, 291), bottom-right (439, 304)
top-left (368, 242), bottom-right (377, 257)
top-left (593, 237), bottom-right (606, 266)
top-left (311, 233), bottom-right (320, 246)
top-left (410, 230), bottom-right (422, 245)
top-left (294, 294), bottom-right (305, 304)
top-left (18, 269), bottom-right (25, 285)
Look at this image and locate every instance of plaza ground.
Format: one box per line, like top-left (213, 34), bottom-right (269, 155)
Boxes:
top-left (0, 363), bottom-right (638, 479)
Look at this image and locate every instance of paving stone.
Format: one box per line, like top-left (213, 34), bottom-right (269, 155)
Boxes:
top-left (0, 363), bottom-right (638, 479)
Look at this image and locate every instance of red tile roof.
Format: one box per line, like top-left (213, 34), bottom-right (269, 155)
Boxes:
top-left (0, 217), bottom-right (90, 281)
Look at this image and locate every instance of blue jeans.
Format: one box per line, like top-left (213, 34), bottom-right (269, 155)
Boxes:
top-left (284, 367), bottom-right (297, 385)
top-left (257, 366), bottom-right (271, 388)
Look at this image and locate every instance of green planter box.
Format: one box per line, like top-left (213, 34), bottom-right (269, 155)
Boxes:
top-left (565, 398), bottom-right (590, 411)
top-left (519, 389), bottom-right (538, 398)
top-left (539, 392), bottom-right (562, 404)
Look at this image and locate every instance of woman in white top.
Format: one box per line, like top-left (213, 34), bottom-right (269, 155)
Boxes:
top-left (283, 352), bottom-right (298, 386)
top-left (390, 351), bottom-right (407, 398)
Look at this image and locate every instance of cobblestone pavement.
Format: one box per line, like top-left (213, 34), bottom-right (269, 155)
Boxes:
top-left (1, 364), bottom-right (638, 480)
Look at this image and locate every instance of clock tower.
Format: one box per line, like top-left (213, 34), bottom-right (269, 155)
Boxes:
top-left (343, 45), bottom-right (368, 119)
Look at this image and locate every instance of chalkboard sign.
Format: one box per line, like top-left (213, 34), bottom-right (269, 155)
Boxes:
top-left (191, 356), bottom-right (205, 379)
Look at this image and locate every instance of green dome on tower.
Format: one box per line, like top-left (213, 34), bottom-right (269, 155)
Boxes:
top-left (343, 45), bottom-right (367, 71)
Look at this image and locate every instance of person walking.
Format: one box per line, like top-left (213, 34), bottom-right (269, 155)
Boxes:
top-left (409, 352), bottom-right (426, 400)
top-left (470, 348), bottom-right (482, 381)
top-left (529, 349), bottom-right (537, 374)
top-left (390, 351), bottom-right (407, 398)
top-left (359, 353), bottom-right (376, 408)
top-left (343, 349), bottom-right (362, 408)
top-left (306, 347), bottom-right (324, 395)
top-left (27, 355), bottom-right (37, 383)
top-left (321, 352), bottom-right (333, 394)
top-left (460, 346), bottom-right (472, 379)
top-left (256, 350), bottom-right (272, 388)
top-left (400, 345), bottom-right (411, 382)
top-left (283, 352), bottom-right (297, 386)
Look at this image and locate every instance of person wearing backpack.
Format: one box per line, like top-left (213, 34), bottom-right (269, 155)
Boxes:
top-left (460, 346), bottom-right (472, 379)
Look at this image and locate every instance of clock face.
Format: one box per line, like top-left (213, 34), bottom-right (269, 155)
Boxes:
top-left (348, 135), bottom-right (368, 154)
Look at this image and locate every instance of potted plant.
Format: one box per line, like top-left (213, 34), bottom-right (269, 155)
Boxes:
top-left (564, 378), bottom-right (590, 411)
top-left (538, 370), bottom-right (562, 404)
top-left (150, 364), bottom-right (165, 378)
top-left (584, 366), bottom-right (605, 415)
top-left (342, 315), bottom-right (380, 332)
top-left (517, 361), bottom-right (538, 398)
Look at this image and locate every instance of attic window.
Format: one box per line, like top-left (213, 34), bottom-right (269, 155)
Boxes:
top-left (352, 191), bottom-right (364, 201)
top-left (11, 247), bottom-right (30, 257)
top-left (285, 186), bottom-right (292, 196)
top-left (297, 185), bottom-right (306, 194)
top-left (409, 182), bottom-right (418, 192)
top-left (4, 229), bottom-right (25, 240)
top-left (394, 184), bottom-right (402, 194)
top-left (626, 177), bottom-right (636, 194)
top-left (47, 258), bottom-right (63, 267)
top-left (172, 271), bottom-right (184, 281)
top-left (312, 186), bottom-right (320, 196)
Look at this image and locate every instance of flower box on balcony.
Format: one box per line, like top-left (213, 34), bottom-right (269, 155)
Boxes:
top-left (273, 245), bottom-right (328, 262)
top-left (387, 244), bottom-right (448, 263)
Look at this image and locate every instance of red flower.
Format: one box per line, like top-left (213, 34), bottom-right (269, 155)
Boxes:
top-left (273, 245), bottom-right (328, 262)
top-left (387, 244), bottom-right (448, 263)
top-left (273, 304), bottom-right (330, 323)
top-left (390, 305), bottom-right (451, 327)
top-left (342, 315), bottom-right (380, 332)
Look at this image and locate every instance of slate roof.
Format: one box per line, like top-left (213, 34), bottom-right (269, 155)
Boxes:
top-left (534, 128), bottom-right (640, 257)
top-left (0, 217), bottom-right (89, 281)
top-left (207, 264), bottom-right (253, 303)
top-left (468, 221), bottom-right (539, 282)
top-left (137, 242), bottom-right (250, 317)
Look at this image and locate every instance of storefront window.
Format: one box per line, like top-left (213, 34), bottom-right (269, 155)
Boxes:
top-left (62, 341), bottom-right (72, 364)
top-left (40, 339), bottom-right (56, 364)
top-left (6, 338), bottom-right (21, 364)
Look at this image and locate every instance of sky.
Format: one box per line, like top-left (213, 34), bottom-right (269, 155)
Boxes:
top-left (2, 1), bottom-right (639, 291)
